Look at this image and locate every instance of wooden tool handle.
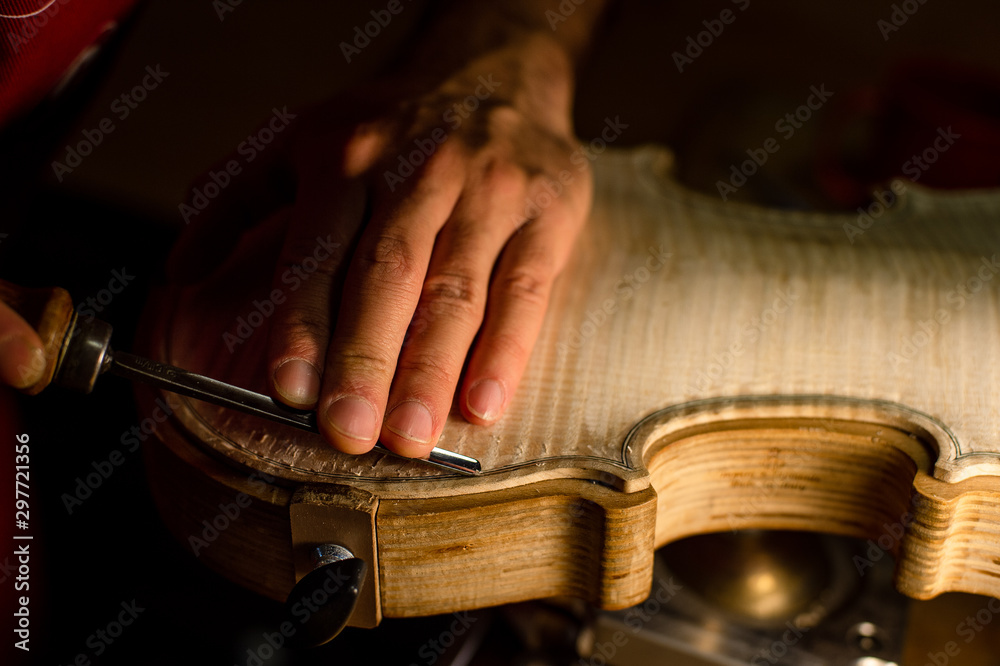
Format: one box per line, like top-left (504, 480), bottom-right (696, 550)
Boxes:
top-left (0, 279), bottom-right (76, 395)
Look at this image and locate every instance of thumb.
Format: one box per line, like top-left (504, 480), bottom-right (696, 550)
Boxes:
top-left (0, 301), bottom-right (45, 389)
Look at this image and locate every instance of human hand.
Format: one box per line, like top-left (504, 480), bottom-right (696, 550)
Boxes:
top-left (169, 38), bottom-right (592, 459)
top-left (0, 300), bottom-right (45, 389)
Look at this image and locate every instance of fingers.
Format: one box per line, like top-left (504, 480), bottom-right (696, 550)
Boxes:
top-left (266, 179), bottom-right (365, 409)
top-left (459, 178), bottom-right (590, 427)
top-left (0, 302), bottom-right (45, 389)
top-left (317, 149), bottom-right (467, 455)
top-left (315, 150), bottom-right (587, 458)
top-left (378, 162), bottom-right (530, 456)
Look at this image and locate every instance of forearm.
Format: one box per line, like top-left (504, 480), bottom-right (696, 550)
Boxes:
top-left (408, 0), bottom-right (610, 67)
top-left (174, 1), bottom-right (604, 458)
top-left (394, 0), bottom-right (612, 131)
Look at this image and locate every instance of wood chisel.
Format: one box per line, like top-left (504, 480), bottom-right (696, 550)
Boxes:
top-left (0, 279), bottom-right (481, 475)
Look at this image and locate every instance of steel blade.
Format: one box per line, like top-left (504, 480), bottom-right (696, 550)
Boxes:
top-left (107, 350), bottom-right (481, 475)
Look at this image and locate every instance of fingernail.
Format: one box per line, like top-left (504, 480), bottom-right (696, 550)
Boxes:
top-left (0, 336), bottom-right (45, 389)
top-left (385, 401), bottom-right (434, 444)
top-left (466, 379), bottom-right (504, 421)
top-left (273, 359), bottom-right (321, 407)
top-left (325, 396), bottom-right (378, 442)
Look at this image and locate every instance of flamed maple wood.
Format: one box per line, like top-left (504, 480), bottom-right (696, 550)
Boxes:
top-left (140, 147), bottom-right (1000, 627)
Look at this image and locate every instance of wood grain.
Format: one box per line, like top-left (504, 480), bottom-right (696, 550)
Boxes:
top-left (139, 146), bottom-right (1000, 623)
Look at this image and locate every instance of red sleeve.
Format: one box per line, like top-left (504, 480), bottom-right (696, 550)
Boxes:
top-left (0, 0), bottom-right (137, 127)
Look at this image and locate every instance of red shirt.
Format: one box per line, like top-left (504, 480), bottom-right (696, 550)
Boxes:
top-left (0, 0), bottom-right (136, 127)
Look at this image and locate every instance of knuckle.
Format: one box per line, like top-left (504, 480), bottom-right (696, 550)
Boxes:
top-left (395, 353), bottom-right (457, 389)
top-left (270, 309), bottom-right (328, 355)
top-left (477, 158), bottom-right (527, 200)
top-left (277, 306), bottom-right (328, 337)
top-left (497, 268), bottom-right (552, 308)
top-left (526, 171), bottom-right (568, 197)
top-left (484, 330), bottom-right (532, 365)
top-left (341, 121), bottom-right (392, 174)
top-left (363, 234), bottom-right (421, 287)
top-left (337, 346), bottom-right (396, 379)
top-left (484, 103), bottom-right (522, 130)
top-left (420, 139), bottom-right (463, 176)
top-left (421, 271), bottom-right (483, 319)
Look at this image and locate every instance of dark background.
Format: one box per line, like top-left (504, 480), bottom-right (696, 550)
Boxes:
top-left (2, 0), bottom-right (1000, 664)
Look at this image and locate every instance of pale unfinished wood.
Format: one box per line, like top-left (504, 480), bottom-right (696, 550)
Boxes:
top-left (139, 146), bottom-right (1000, 624)
top-left (289, 485), bottom-right (380, 627)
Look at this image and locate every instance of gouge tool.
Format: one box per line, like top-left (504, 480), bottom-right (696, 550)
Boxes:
top-left (0, 279), bottom-right (481, 475)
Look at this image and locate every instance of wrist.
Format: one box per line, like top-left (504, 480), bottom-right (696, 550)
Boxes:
top-left (399, 34), bottom-right (577, 136)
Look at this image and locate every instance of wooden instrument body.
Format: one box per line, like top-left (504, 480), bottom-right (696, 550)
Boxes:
top-left (141, 147), bottom-right (1000, 628)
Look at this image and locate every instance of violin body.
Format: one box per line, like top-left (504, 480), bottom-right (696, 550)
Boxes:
top-left (140, 147), bottom-right (1000, 628)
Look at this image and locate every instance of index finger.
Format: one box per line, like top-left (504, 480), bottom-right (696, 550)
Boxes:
top-left (317, 148), bottom-right (466, 454)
